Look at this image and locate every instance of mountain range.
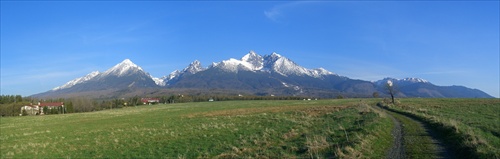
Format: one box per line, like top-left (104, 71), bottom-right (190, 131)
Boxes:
top-left (33, 51), bottom-right (493, 99)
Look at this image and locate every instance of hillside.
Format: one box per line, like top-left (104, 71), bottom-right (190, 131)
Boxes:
top-left (32, 51), bottom-right (494, 99)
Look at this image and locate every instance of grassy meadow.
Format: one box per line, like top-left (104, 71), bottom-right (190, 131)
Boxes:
top-left (383, 98), bottom-right (500, 158)
top-left (3, 98), bottom-right (498, 158)
top-left (0, 99), bottom-right (393, 158)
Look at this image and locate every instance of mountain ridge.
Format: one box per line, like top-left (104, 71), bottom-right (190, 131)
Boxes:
top-left (33, 51), bottom-right (493, 99)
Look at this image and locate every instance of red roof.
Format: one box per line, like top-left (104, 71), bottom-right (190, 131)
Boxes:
top-left (39, 102), bottom-right (64, 107)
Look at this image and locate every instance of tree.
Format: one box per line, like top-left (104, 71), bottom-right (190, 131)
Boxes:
top-left (128, 96), bottom-right (140, 106)
top-left (168, 95), bottom-right (176, 103)
top-left (336, 94), bottom-right (344, 99)
top-left (15, 95), bottom-right (23, 103)
top-left (386, 80), bottom-right (396, 104)
top-left (66, 101), bottom-right (74, 113)
top-left (372, 92), bottom-right (380, 98)
top-left (114, 98), bottom-right (123, 108)
top-left (160, 96), bottom-right (168, 104)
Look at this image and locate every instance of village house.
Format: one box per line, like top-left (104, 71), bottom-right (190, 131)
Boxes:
top-left (20, 102), bottom-right (64, 116)
top-left (141, 98), bottom-right (160, 105)
top-left (20, 105), bottom-right (40, 116)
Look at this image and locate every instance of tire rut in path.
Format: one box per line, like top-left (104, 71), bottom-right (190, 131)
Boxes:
top-left (377, 106), bottom-right (455, 159)
top-left (407, 115), bottom-right (454, 159)
top-left (386, 112), bottom-right (405, 159)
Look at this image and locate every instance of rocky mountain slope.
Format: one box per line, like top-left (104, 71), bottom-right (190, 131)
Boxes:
top-left (32, 51), bottom-right (493, 99)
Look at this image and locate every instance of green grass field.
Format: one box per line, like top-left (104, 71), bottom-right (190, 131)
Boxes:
top-left (3, 98), bottom-right (497, 158)
top-left (384, 98), bottom-right (500, 158)
top-left (0, 99), bottom-right (393, 158)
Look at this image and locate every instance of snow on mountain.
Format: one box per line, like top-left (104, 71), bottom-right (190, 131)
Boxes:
top-left (210, 51), bottom-right (335, 78)
top-left (151, 76), bottom-right (166, 86)
top-left (400, 77), bottom-right (429, 83)
top-left (211, 51), bottom-right (262, 72)
top-left (52, 51), bottom-right (337, 89)
top-left (52, 71), bottom-right (100, 90)
top-left (41, 53), bottom-right (494, 99)
top-left (101, 59), bottom-right (145, 77)
top-left (310, 68), bottom-right (335, 78)
top-left (375, 77), bottom-right (429, 86)
top-left (268, 55), bottom-right (310, 76)
top-left (262, 52), bottom-right (335, 77)
top-left (153, 60), bottom-right (206, 86)
top-left (182, 60), bottom-right (205, 74)
top-left (166, 70), bottom-right (181, 81)
top-left (151, 70), bottom-right (180, 87)
top-left (209, 62), bottom-right (219, 68)
top-left (52, 59), bottom-right (157, 90)
top-left (215, 58), bottom-right (255, 72)
top-left (241, 51), bottom-right (264, 70)
top-left (263, 52), bottom-right (283, 70)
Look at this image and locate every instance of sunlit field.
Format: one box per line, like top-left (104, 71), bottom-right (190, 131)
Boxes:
top-left (3, 98), bottom-right (498, 158)
top-left (0, 99), bottom-right (393, 158)
top-left (383, 98), bottom-right (500, 158)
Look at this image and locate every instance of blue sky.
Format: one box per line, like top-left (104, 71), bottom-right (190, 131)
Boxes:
top-left (1, 1), bottom-right (499, 97)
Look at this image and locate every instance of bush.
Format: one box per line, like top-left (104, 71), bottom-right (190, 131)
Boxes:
top-left (22, 109), bottom-right (28, 116)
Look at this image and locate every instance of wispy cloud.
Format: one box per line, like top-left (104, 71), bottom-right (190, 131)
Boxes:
top-left (264, 7), bottom-right (281, 22)
top-left (264, 1), bottom-right (316, 22)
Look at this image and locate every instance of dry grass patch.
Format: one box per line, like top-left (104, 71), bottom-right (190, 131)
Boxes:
top-left (186, 105), bottom-right (347, 118)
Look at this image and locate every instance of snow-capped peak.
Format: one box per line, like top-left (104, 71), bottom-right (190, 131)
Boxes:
top-left (241, 50), bottom-right (259, 61)
top-left (182, 60), bottom-right (205, 74)
top-left (310, 68), bottom-right (335, 77)
top-left (270, 52), bottom-right (282, 58)
top-left (401, 77), bottom-right (429, 83)
top-left (151, 76), bottom-right (166, 86)
top-left (52, 71), bottom-right (100, 90)
top-left (208, 51), bottom-right (335, 78)
top-left (375, 77), bottom-right (429, 86)
top-left (209, 62), bottom-right (220, 68)
top-left (102, 59), bottom-right (144, 77)
top-left (216, 58), bottom-right (255, 72)
top-left (167, 70), bottom-right (181, 80)
top-left (121, 59), bottom-right (134, 65)
top-left (241, 51), bottom-right (264, 70)
top-left (154, 60), bottom-right (206, 87)
top-left (270, 56), bottom-right (311, 76)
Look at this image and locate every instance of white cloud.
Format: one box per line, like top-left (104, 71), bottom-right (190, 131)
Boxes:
top-left (264, 1), bottom-right (316, 22)
top-left (264, 9), bottom-right (281, 22)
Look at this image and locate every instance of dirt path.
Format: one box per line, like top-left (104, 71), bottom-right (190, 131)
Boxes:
top-left (376, 106), bottom-right (454, 159)
top-left (386, 111), bottom-right (405, 159)
top-left (406, 115), bottom-right (454, 159)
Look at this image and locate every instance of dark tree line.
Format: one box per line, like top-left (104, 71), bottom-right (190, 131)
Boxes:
top-left (0, 95), bottom-right (24, 104)
top-left (0, 95), bottom-right (32, 117)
